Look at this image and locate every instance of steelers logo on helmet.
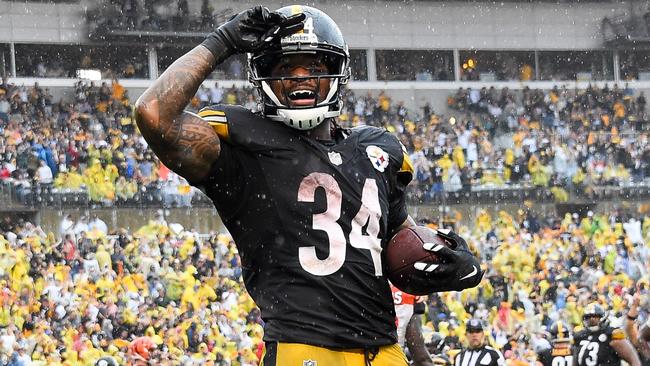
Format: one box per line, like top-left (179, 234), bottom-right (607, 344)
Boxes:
top-left (248, 5), bottom-right (350, 130)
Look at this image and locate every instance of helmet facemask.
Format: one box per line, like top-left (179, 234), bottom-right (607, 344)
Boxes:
top-left (583, 304), bottom-right (608, 332)
top-left (248, 5), bottom-right (350, 130)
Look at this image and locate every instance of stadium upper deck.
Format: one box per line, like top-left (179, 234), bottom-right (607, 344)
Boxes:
top-left (3, 0), bottom-right (650, 112)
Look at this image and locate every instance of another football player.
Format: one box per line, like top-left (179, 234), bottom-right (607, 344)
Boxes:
top-left (135, 4), bottom-right (483, 365)
top-left (536, 321), bottom-right (572, 366)
top-left (572, 303), bottom-right (641, 366)
top-left (391, 284), bottom-right (435, 366)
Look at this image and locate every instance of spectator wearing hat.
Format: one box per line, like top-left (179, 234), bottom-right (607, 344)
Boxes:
top-left (454, 319), bottom-right (505, 366)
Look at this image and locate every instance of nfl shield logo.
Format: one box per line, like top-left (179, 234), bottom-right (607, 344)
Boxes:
top-left (366, 145), bottom-right (390, 172)
top-left (303, 360), bottom-right (317, 366)
top-left (328, 151), bottom-right (343, 166)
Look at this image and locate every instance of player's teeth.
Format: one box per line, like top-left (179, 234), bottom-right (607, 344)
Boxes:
top-left (290, 90), bottom-right (314, 98)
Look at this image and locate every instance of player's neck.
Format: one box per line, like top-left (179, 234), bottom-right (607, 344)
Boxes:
top-left (303, 119), bottom-right (334, 141)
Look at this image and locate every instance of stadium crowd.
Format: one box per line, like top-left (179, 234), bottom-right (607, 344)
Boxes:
top-left (0, 204), bottom-right (648, 365)
top-left (1, 78), bottom-right (649, 206)
top-left (0, 74), bottom-right (649, 363)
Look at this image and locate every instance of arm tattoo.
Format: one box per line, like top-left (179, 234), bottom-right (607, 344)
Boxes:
top-left (135, 45), bottom-right (220, 182)
top-left (165, 115), bottom-right (220, 161)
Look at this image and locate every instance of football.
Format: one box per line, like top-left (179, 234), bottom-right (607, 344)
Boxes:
top-left (385, 226), bottom-right (452, 295)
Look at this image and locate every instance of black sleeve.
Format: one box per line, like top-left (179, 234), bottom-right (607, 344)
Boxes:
top-left (387, 136), bottom-right (414, 232)
top-left (195, 103), bottom-right (265, 219)
top-left (198, 141), bottom-right (247, 220)
top-left (413, 301), bottom-right (425, 315)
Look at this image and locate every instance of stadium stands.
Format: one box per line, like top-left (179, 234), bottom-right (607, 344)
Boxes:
top-left (1, 40), bottom-right (649, 365)
top-left (3, 1), bottom-right (650, 365)
top-left (2, 79), bottom-right (650, 208)
top-left (0, 204), bottom-right (646, 364)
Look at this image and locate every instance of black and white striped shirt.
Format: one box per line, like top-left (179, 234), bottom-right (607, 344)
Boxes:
top-left (454, 345), bottom-right (505, 366)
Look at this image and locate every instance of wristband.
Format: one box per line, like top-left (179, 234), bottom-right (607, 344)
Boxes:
top-left (628, 314), bottom-right (638, 321)
top-left (200, 30), bottom-right (233, 65)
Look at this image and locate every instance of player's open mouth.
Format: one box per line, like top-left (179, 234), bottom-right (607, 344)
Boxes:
top-left (288, 89), bottom-right (317, 106)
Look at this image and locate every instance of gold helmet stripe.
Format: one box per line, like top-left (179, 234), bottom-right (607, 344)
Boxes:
top-left (291, 5), bottom-right (304, 33)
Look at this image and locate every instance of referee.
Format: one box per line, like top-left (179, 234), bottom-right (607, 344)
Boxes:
top-left (454, 319), bottom-right (505, 366)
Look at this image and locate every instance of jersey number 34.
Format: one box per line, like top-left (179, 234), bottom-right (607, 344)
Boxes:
top-left (298, 172), bottom-right (383, 277)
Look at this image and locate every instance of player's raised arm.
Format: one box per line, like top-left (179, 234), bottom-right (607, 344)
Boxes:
top-left (134, 46), bottom-right (219, 183)
top-left (134, 6), bottom-right (304, 183)
top-left (610, 334), bottom-right (642, 366)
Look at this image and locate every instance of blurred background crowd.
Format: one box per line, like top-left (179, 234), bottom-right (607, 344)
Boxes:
top-left (0, 203), bottom-right (647, 365)
top-left (2, 79), bottom-right (650, 207)
top-left (2, 75), bottom-right (650, 364)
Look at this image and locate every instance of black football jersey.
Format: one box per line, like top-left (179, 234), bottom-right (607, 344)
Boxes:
top-left (573, 326), bottom-right (626, 366)
top-left (196, 104), bottom-right (413, 348)
top-left (537, 345), bottom-right (572, 366)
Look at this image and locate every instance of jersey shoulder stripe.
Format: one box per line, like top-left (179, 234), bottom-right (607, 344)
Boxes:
top-left (198, 106), bottom-right (229, 141)
top-left (611, 327), bottom-right (626, 340)
top-left (400, 151), bottom-right (414, 176)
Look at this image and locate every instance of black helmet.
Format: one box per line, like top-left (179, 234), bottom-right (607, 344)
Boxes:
top-left (549, 321), bottom-right (571, 343)
top-left (248, 5), bottom-right (350, 130)
top-left (466, 318), bottom-right (484, 332)
top-left (583, 303), bottom-right (608, 331)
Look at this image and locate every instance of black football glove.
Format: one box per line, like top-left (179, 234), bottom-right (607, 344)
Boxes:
top-left (201, 6), bottom-right (305, 63)
top-left (412, 228), bottom-right (484, 292)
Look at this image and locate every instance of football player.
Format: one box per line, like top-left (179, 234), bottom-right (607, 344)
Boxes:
top-left (572, 303), bottom-right (641, 366)
top-left (135, 4), bottom-right (483, 365)
top-left (391, 284), bottom-right (435, 366)
top-left (536, 321), bottom-right (572, 366)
